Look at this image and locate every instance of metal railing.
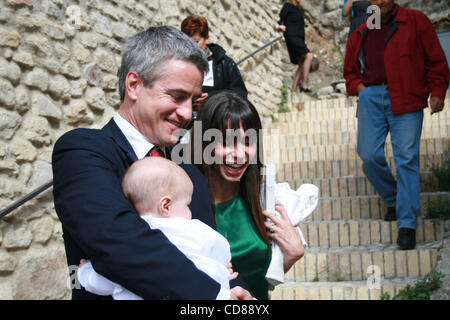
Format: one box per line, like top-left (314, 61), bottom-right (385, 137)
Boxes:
top-left (236, 36), bottom-right (282, 65)
top-left (0, 35), bottom-right (283, 219)
top-left (0, 179), bottom-right (53, 219)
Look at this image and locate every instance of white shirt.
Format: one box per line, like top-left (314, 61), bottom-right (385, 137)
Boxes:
top-left (113, 113), bottom-right (155, 159)
top-left (78, 217), bottom-right (232, 300)
top-left (111, 113), bottom-right (231, 300)
top-left (203, 60), bottom-right (214, 87)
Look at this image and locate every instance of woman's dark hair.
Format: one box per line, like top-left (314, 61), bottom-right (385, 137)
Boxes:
top-left (192, 90), bottom-right (270, 246)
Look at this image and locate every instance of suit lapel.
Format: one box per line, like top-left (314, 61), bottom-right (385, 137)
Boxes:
top-left (102, 118), bottom-right (138, 162)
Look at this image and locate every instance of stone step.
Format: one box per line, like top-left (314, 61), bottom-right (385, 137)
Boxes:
top-left (286, 173), bottom-right (440, 197)
top-left (264, 119), bottom-right (450, 147)
top-left (308, 192), bottom-right (448, 221)
top-left (287, 245), bottom-right (440, 283)
top-left (266, 115), bottom-right (449, 138)
top-left (276, 98), bottom-right (355, 122)
top-left (298, 218), bottom-right (445, 248)
top-left (269, 117), bottom-right (356, 135)
top-left (269, 278), bottom-right (423, 300)
top-left (265, 137), bottom-right (449, 164)
top-left (272, 97), bottom-right (450, 123)
top-left (274, 154), bottom-right (445, 180)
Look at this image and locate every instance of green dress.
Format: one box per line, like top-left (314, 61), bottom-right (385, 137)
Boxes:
top-left (215, 195), bottom-right (271, 300)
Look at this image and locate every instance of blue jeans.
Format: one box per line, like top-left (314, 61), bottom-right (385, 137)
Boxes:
top-left (357, 85), bottom-right (423, 230)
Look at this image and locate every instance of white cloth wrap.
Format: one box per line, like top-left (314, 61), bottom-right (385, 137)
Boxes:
top-left (265, 183), bottom-right (319, 287)
top-left (78, 217), bottom-right (231, 299)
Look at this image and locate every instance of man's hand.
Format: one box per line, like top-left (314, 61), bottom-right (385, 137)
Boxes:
top-left (230, 286), bottom-right (253, 300)
top-left (357, 82), bottom-right (367, 94)
top-left (430, 97), bottom-right (444, 115)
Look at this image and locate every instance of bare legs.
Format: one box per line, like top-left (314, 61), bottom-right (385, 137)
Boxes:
top-left (301, 52), bottom-right (313, 90)
top-left (292, 64), bottom-right (303, 92)
top-left (291, 52), bottom-right (314, 92)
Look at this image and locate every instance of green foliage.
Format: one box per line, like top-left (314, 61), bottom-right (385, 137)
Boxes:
top-left (426, 195), bottom-right (450, 221)
top-left (277, 83), bottom-right (290, 113)
top-left (430, 149), bottom-right (450, 191)
top-left (381, 272), bottom-right (444, 300)
top-left (424, 148), bottom-right (450, 221)
top-left (380, 292), bottom-right (391, 300)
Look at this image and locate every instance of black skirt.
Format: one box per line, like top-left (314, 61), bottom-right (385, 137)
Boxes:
top-left (285, 36), bottom-right (310, 64)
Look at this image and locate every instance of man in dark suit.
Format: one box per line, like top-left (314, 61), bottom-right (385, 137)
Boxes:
top-left (52, 26), bottom-right (251, 300)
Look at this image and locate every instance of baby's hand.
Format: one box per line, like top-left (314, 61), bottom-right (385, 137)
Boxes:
top-left (227, 262), bottom-right (239, 280)
top-left (79, 259), bottom-right (89, 268)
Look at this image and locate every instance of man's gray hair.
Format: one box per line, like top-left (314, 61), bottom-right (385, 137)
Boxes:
top-left (118, 26), bottom-right (209, 101)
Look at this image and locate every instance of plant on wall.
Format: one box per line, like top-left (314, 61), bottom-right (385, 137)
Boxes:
top-left (277, 83), bottom-right (290, 113)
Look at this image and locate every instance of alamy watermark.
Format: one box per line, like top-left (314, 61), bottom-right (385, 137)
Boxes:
top-left (367, 5), bottom-right (381, 30)
top-left (367, 265), bottom-right (382, 290)
top-left (169, 122), bottom-right (280, 171)
top-left (67, 265), bottom-right (81, 290)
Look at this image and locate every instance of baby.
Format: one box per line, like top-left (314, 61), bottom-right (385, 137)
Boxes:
top-left (77, 157), bottom-right (236, 299)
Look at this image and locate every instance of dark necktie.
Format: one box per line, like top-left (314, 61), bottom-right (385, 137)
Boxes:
top-left (148, 146), bottom-right (165, 157)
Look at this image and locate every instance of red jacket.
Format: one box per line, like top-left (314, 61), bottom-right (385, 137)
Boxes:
top-left (344, 5), bottom-right (449, 114)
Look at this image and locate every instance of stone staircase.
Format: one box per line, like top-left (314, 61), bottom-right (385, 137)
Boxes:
top-left (265, 96), bottom-right (449, 300)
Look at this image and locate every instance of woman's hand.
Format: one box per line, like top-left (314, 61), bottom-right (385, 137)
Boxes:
top-left (276, 25), bottom-right (286, 33)
top-left (263, 205), bottom-right (304, 273)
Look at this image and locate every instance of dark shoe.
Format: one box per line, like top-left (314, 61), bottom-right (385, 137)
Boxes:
top-left (397, 228), bottom-right (416, 250)
top-left (300, 87), bottom-right (312, 93)
top-left (384, 206), bottom-right (397, 221)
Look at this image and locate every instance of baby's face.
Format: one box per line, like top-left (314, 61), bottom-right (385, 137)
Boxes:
top-left (169, 175), bottom-right (194, 220)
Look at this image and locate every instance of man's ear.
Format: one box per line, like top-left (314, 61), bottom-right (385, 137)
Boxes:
top-left (158, 196), bottom-right (172, 217)
top-left (125, 71), bottom-right (142, 102)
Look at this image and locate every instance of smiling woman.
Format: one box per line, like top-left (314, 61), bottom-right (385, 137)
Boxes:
top-left (192, 91), bottom-right (304, 299)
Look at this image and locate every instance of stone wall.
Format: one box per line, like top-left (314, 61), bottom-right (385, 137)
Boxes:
top-left (0, 0), bottom-right (449, 300)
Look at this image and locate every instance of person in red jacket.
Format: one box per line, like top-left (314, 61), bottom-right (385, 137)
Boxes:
top-left (343, 0), bottom-right (449, 250)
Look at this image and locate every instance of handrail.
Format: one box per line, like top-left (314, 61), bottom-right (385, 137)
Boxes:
top-left (236, 36), bottom-right (282, 65)
top-left (0, 179), bottom-right (53, 219)
top-left (0, 35), bottom-right (283, 219)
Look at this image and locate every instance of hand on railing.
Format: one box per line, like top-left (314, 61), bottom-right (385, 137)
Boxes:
top-left (276, 25), bottom-right (286, 33)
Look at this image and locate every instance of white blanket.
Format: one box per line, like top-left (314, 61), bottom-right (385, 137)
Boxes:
top-left (265, 183), bottom-right (319, 287)
top-left (78, 217), bottom-right (231, 299)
